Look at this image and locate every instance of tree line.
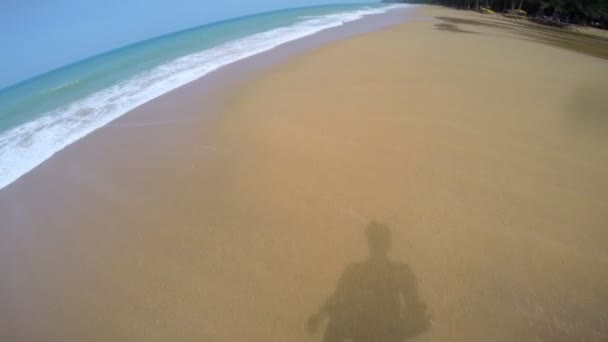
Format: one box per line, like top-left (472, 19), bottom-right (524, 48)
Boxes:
top-left (384, 0), bottom-right (608, 28)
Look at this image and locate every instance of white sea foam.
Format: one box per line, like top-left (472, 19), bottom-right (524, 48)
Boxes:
top-left (0, 4), bottom-right (409, 190)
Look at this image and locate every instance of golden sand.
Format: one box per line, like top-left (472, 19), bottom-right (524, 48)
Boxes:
top-left (215, 6), bottom-right (608, 340)
top-left (2, 6), bottom-right (608, 341)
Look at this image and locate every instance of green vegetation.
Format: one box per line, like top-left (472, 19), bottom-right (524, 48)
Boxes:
top-left (384, 0), bottom-right (608, 28)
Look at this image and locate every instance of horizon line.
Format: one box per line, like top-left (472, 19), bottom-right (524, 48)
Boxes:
top-left (0, 1), bottom-right (381, 92)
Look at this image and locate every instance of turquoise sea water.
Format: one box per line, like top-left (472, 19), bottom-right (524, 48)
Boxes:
top-left (0, 3), bottom-right (407, 190)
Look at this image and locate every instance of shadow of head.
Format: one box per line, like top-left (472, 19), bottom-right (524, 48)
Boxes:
top-left (308, 222), bottom-right (431, 342)
top-left (365, 221), bottom-right (392, 259)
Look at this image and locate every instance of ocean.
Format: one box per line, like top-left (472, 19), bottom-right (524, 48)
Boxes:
top-left (0, 3), bottom-right (408, 191)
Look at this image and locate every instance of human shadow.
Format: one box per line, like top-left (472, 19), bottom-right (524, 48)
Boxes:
top-left (308, 222), bottom-right (431, 342)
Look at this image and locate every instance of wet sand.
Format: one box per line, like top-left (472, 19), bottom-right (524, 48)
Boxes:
top-left (2, 5), bottom-right (608, 341)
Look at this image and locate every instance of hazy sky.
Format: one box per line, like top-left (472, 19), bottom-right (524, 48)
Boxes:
top-left (0, 0), bottom-right (371, 89)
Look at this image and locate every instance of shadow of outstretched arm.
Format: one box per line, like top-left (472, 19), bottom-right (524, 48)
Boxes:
top-left (398, 264), bottom-right (431, 340)
top-left (308, 264), bottom-right (356, 334)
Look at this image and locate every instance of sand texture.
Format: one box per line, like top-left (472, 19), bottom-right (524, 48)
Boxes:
top-left (1, 6), bottom-right (608, 341)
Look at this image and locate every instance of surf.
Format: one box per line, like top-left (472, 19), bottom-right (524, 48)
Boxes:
top-left (0, 4), bottom-right (409, 190)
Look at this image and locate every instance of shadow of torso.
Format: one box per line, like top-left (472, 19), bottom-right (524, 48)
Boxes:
top-left (323, 259), bottom-right (429, 342)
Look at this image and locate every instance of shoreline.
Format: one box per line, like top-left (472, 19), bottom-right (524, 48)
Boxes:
top-left (2, 5), bottom-right (608, 341)
top-left (0, 6), bottom-right (419, 340)
top-left (0, 4), bottom-right (416, 193)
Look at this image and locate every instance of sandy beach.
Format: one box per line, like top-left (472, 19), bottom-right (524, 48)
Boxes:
top-left (2, 5), bottom-right (608, 341)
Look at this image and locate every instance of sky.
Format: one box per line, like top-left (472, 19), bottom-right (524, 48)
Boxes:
top-left (0, 0), bottom-right (371, 89)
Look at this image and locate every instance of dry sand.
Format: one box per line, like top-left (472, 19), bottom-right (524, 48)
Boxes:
top-left (1, 5), bottom-right (608, 341)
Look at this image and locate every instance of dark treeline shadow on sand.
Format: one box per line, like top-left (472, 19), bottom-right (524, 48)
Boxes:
top-left (433, 16), bottom-right (608, 60)
top-left (308, 222), bottom-right (431, 342)
top-left (435, 22), bottom-right (479, 33)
